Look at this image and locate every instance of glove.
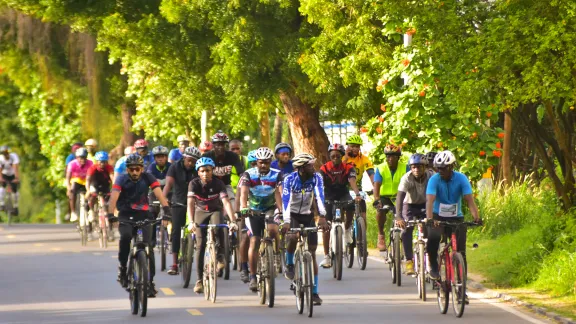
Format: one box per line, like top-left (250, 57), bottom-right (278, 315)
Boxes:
top-left (107, 213), bottom-right (118, 223)
top-left (240, 208), bottom-right (250, 216)
top-left (228, 222), bottom-right (239, 232)
top-left (372, 200), bottom-right (382, 208)
top-left (162, 206), bottom-right (172, 220)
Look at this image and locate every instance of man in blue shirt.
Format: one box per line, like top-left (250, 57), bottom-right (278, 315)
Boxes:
top-left (271, 143), bottom-right (294, 174)
top-left (114, 146), bottom-right (135, 181)
top-left (425, 150), bottom-right (481, 282)
top-left (168, 135), bottom-right (190, 163)
top-left (66, 142), bottom-right (83, 166)
top-left (147, 146), bottom-right (172, 247)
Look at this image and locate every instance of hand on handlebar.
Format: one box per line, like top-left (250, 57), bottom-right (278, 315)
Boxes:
top-left (228, 221), bottom-right (239, 232)
top-left (281, 222), bottom-right (290, 234)
top-left (395, 218), bottom-right (406, 229)
top-left (372, 200), bottom-right (382, 209)
top-left (318, 217), bottom-right (330, 231)
top-left (188, 222), bottom-right (198, 232)
top-left (107, 213), bottom-right (118, 223)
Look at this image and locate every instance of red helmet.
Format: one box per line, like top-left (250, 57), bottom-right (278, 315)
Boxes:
top-left (134, 139), bottom-right (149, 149)
top-left (328, 143), bottom-right (345, 155)
top-left (199, 141), bottom-right (213, 153)
top-left (211, 131), bottom-right (230, 143)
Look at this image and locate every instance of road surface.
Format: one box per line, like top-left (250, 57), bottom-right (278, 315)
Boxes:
top-left (0, 224), bottom-right (552, 324)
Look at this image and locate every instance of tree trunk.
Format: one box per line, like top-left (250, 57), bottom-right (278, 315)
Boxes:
top-left (109, 102), bottom-right (138, 164)
top-left (259, 109), bottom-right (270, 147)
top-left (279, 90), bottom-right (329, 168)
top-left (502, 111), bottom-right (512, 186)
top-left (273, 108), bottom-right (283, 145)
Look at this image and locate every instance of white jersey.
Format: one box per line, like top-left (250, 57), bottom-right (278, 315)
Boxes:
top-left (0, 153), bottom-right (20, 176)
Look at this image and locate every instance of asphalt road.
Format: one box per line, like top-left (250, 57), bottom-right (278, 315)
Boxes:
top-left (0, 224), bottom-right (552, 324)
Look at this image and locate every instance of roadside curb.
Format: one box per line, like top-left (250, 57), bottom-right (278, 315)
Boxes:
top-left (468, 280), bottom-right (575, 324)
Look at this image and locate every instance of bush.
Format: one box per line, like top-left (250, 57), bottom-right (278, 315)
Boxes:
top-left (534, 250), bottom-right (576, 296)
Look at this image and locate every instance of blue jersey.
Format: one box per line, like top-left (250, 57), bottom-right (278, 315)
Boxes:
top-left (169, 148), bottom-right (182, 162)
top-left (146, 162), bottom-right (171, 186)
top-left (65, 153), bottom-right (75, 166)
top-left (271, 160), bottom-right (294, 175)
top-left (281, 171), bottom-right (326, 222)
top-left (426, 171), bottom-right (473, 218)
top-left (239, 167), bottom-right (283, 212)
top-left (113, 173), bottom-right (160, 212)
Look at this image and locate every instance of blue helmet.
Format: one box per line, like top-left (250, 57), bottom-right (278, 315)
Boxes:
top-left (94, 151), bottom-right (109, 161)
top-left (409, 153), bottom-right (427, 166)
top-left (247, 150), bottom-right (258, 163)
top-left (195, 157), bottom-right (216, 171)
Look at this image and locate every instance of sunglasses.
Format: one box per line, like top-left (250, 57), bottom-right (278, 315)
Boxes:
top-left (230, 147), bottom-right (241, 151)
top-left (436, 166), bottom-right (449, 171)
top-left (127, 167), bottom-right (142, 173)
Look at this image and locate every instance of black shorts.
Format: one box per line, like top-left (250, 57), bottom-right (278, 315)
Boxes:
top-left (325, 195), bottom-right (354, 221)
top-left (1, 174), bottom-right (18, 192)
top-left (89, 182), bottom-right (110, 195)
top-left (70, 182), bottom-right (86, 196)
top-left (289, 213), bottom-right (317, 246)
top-left (379, 197), bottom-right (396, 215)
top-left (246, 209), bottom-right (275, 237)
top-left (402, 203), bottom-right (426, 220)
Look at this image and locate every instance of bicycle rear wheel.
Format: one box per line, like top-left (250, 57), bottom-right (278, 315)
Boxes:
top-left (393, 230), bottom-right (402, 286)
top-left (303, 252), bottom-right (314, 318)
top-left (419, 243), bottom-right (426, 301)
top-left (294, 253), bottom-right (304, 314)
top-left (181, 234), bottom-right (194, 288)
top-left (128, 258), bottom-right (138, 315)
top-left (136, 251), bottom-right (149, 317)
top-left (345, 227), bottom-right (354, 268)
top-left (356, 216), bottom-right (367, 270)
top-left (437, 253), bottom-right (449, 314)
top-left (160, 226), bottom-right (167, 272)
top-left (265, 244), bottom-right (276, 308)
top-left (333, 226), bottom-right (343, 280)
top-left (451, 252), bottom-right (466, 317)
top-left (222, 227), bottom-right (230, 280)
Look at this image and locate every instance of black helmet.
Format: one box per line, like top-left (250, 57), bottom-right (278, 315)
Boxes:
top-left (152, 146), bottom-right (169, 156)
top-left (125, 153), bottom-right (144, 167)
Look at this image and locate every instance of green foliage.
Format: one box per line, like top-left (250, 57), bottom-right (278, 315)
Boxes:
top-left (535, 249), bottom-right (576, 297)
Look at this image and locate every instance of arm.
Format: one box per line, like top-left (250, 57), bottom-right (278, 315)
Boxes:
top-left (222, 197), bottom-right (236, 222)
top-left (463, 194), bottom-right (480, 221)
top-left (163, 176), bottom-right (175, 199)
top-left (395, 191), bottom-right (407, 220)
top-left (13, 163), bottom-right (19, 181)
top-left (366, 168), bottom-right (375, 184)
top-left (426, 194), bottom-right (435, 220)
top-left (85, 175), bottom-right (92, 197)
top-left (108, 190), bottom-right (120, 214)
top-left (239, 185), bottom-right (250, 210)
top-left (275, 185), bottom-right (283, 211)
top-left (348, 177), bottom-right (360, 198)
top-left (66, 171), bottom-right (72, 193)
top-left (187, 196), bottom-right (196, 223)
top-left (152, 186), bottom-right (169, 207)
top-left (373, 168), bottom-right (382, 201)
top-left (234, 186), bottom-right (241, 211)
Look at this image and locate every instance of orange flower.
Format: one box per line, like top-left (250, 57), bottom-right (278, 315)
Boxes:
top-left (419, 90), bottom-right (426, 97)
top-left (378, 116), bottom-right (384, 123)
top-left (360, 127), bottom-right (368, 133)
top-left (486, 112), bottom-right (493, 118)
top-left (437, 142), bottom-right (443, 148)
top-left (380, 104), bottom-right (386, 112)
top-left (376, 85), bottom-right (383, 92)
top-left (376, 127), bottom-right (383, 134)
top-left (479, 151), bottom-right (486, 156)
top-left (493, 150), bottom-right (502, 158)
top-left (406, 28), bottom-right (416, 36)
top-left (470, 132), bottom-right (478, 139)
top-left (497, 132), bottom-right (505, 139)
top-left (382, 79), bottom-right (389, 85)
top-left (402, 59), bottom-right (411, 67)
top-left (496, 142), bottom-right (501, 149)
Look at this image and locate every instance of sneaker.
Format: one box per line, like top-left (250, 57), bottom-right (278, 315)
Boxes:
top-left (193, 280), bottom-right (204, 293)
top-left (249, 277), bottom-right (258, 292)
top-left (117, 266), bottom-right (127, 288)
top-left (312, 293), bottom-right (323, 306)
top-left (167, 264), bottom-right (179, 275)
top-left (217, 256), bottom-right (226, 271)
top-left (345, 228), bottom-right (353, 244)
top-left (377, 234), bottom-right (386, 251)
top-left (148, 281), bottom-right (158, 298)
top-left (465, 294), bottom-right (470, 305)
top-left (240, 269), bottom-right (250, 283)
top-left (405, 260), bottom-right (415, 275)
top-left (285, 264), bottom-right (295, 280)
top-left (320, 254), bottom-right (332, 268)
top-left (70, 212), bottom-right (78, 222)
top-left (429, 270), bottom-right (440, 280)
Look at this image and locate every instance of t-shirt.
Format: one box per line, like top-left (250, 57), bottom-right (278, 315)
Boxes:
top-left (67, 159), bottom-right (94, 185)
top-left (87, 164), bottom-right (113, 187)
top-left (282, 172), bottom-right (326, 221)
top-left (201, 151), bottom-right (245, 186)
top-left (112, 173), bottom-right (160, 212)
top-left (319, 161), bottom-right (356, 200)
top-left (188, 177), bottom-right (228, 212)
top-left (146, 162), bottom-right (171, 186)
top-left (426, 171), bottom-right (473, 218)
top-left (166, 159), bottom-right (197, 205)
top-left (239, 167), bottom-right (283, 212)
top-left (343, 153), bottom-right (374, 189)
top-left (374, 164), bottom-right (411, 182)
top-left (271, 160), bottom-right (294, 175)
top-left (168, 148), bottom-right (182, 162)
top-left (114, 156), bottom-right (128, 175)
top-left (398, 172), bottom-right (431, 204)
top-left (0, 153), bottom-right (20, 176)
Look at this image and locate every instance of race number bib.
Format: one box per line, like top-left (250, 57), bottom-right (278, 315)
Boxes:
top-left (438, 203), bottom-right (458, 217)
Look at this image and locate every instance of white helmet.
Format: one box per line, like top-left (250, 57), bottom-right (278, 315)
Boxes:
top-left (434, 150), bottom-right (456, 168)
top-left (183, 146), bottom-right (202, 159)
top-left (177, 135), bottom-right (190, 143)
top-left (254, 147), bottom-right (274, 160)
top-left (292, 153), bottom-right (316, 168)
top-left (85, 138), bottom-right (98, 146)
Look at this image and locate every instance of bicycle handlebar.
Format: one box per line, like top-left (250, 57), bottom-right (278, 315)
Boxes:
top-left (433, 220), bottom-right (482, 227)
top-left (118, 218), bottom-right (162, 227)
top-left (288, 226), bottom-right (319, 234)
top-left (198, 224), bottom-right (229, 228)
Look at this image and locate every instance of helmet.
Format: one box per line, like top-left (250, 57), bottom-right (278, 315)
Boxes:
top-left (274, 142), bottom-right (293, 154)
top-left (195, 157), bottom-right (216, 171)
top-left (134, 139), bottom-right (149, 149)
top-left (254, 147), bottom-right (274, 160)
top-left (346, 134), bottom-right (363, 145)
top-left (152, 145), bottom-right (169, 156)
top-left (94, 151), bottom-right (109, 161)
top-left (75, 147), bottom-right (88, 158)
top-left (328, 143), bottom-right (345, 155)
top-left (124, 146), bottom-right (136, 155)
top-left (0, 145), bottom-right (10, 153)
top-left (434, 150), bottom-right (457, 168)
top-left (247, 150), bottom-right (258, 163)
top-left (182, 146), bottom-right (202, 159)
top-left (425, 152), bottom-right (437, 164)
top-left (71, 142), bottom-right (83, 153)
top-left (85, 139), bottom-right (98, 147)
top-left (211, 131), bottom-right (229, 143)
top-left (292, 153), bottom-right (316, 168)
top-left (384, 144), bottom-right (402, 156)
top-left (199, 141), bottom-right (213, 152)
top-left (409, 153), bottom-right (427, 166)
top-left (177, 135), bottom-right (190, 143)
top-left (125, 153), bottom-right (144, 167)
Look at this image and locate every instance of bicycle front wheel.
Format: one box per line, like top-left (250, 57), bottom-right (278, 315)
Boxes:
top-left (209, 244), bottom-right (218, 303)
top-left (356, 216), bottom-right (367, 270)
top-left (437, 253), bottom-right (449, 314)
top-left (128, 258), bottom-right (138, 315)
top-left (203, 245), bottom-right (211, 301)
top-left (222, 227), bottom-right (231, 280)
top-left (333, 226), bottom-right (343, 280)
top-left (294, 253), bottom-right (304, 314)
top-left (160, 226), bottom-right (167, 272)
top-left (451, 252), bottom-right (467, 317)
top-left (419, 243), bottom-right (427, 301)
top-left (136, 251), bottom-right (149, 317)
top-left (265, 243), bottom-right (276, 308)
top-left (303, 252), bottom-right (314, 318)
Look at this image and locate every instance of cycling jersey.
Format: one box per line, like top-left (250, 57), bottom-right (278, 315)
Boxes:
top-left (271, 160), bottom-right (294, 174)
top-left (67, 159), bottom-right (94, 185)
top-left (87, 152), bottom-right (96, 163)
top-left (426, 171), bottom-right (473, 218)
top-left (87, 164), bottom-right (113, 188)
top-left (239, 167), bottom-right (283, 212)
top-left (166, 159), bottom-right (197, 205)
top-left (0, 153), bottom-right (19, 176)
top-left (168, 148), bottom-right (182, 162)
top-left (282, 172), bottom-right (326, 222)
top-left (374, 162), bottom-right (409, 196)
top-left (187, 177), bottom-right (228, 212)
top-left (319, 161), bottom-right (356, 200)
top-left (202, 151), bottom-right (245, 186)
top-left (146, 162), bottom-right (171, 186)
top-left (398, 172), bottom-right (431, 204)
top-left (112, 172), bottom-right (160, 212)
top-left (343, 153), bottom-right (374, 189)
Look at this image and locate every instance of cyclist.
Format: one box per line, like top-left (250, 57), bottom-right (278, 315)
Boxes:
top-left (85, 151), bottom-right (114, 238)
top-left (281, 153), bottom-right (328, 306)
top-left (134, 139), bottom-right (154, 170)
top-left (0, 146), bottom-right (20, 215)
top-left (114, 146), bottom-right (136, 181)
top-left (66, 142), bottom-right (83, 166)
top-left (425, 152), bottom-right (438, 174)
top-left (66, 148), bottom-right (93, 222)
top-left (187, 157), bottom-right (238, 293)
top-left (147, 146), bottom-right (171, 246)
top-left (342, 134), bottom-right (374, 219)
top-left (394, 153), bottom-right (432, 275)
top-left (236, 149), bottom-right (258, 283)
top-left (106, 153), bottom-right (172, 298)
top-left (199, 141), bottom-right (213, 154)
top-left (238, 147), bottom-right (283, 291)
top-left (168, 135), bottom-right (190, 163)
top-left (372, 144), bottom-right (409, 253)
top-left (426, 151), bottom-right (481, 284)
top-left (271, 143), bottom-right (294, 174)
top-left (85, 139), bottom-right (98, 163)
top-left (230, 139), bottom-right (249, 169)
top-left (163, 146), bottom-right (201, 275)
top-left (318, 144), bottom-right (361, 268)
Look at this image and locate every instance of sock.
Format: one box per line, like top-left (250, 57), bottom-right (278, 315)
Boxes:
top-left (313, 275), bottom-right (319, 294)
top-left (242, 262), bottom-right (249, 271)
top-left (286, 252), bottom-right (294, 265)
top-left (250, 274), bottom-right (257, 280)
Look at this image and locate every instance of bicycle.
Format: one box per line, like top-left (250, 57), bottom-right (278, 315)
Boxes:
top-left (407, 218), bottom-right (429, 301)
top-left (119, 217), bottom-right (161, 318)
top-left (75, 191), bottom-right (89, 246)
top-left (288, 224), bottom-right (318, 318)
top-left (94, 192), bottom-right (110, 249)
top-left (2, 181), bottom-right (17, 225)
top-left (247, 211), bottom-right (277, 307)
top-left (152, 201), bottom-right (169, 271)
top-left (434, 220), bottom-right (480, 318)
top-left (179, 224), bottom-right (194, 288)
top-left (199, 223), bottom-right (229, 303)
top-left (382, 205), bottom-right (403, 287)
top-left (346, 190), bottom-right (368, 270)
top-left (325, 200), bottom-right (347, 280)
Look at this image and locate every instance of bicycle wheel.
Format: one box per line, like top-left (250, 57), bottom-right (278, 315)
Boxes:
top-left (393, 230), bottom-right (402, 286)
top-left (209, 244), bottom-right (218, 303)
top-left (419, 243), bottom-right (427, 301)
top-left (231, 232), bottom-right (238, 271)
top-left (356, 216), bottom-right (367, 270)
top-left (265, 244), bottom-right (275, 308)
top-left (160, 226), bottom-right (167, 272)
top-left (451, 252), bottom-right (467, 317)
top-left (333, 226), bottom-right (343, 280)
top-left (437, 253), bottom-right (449, 314)
top-left (81, 225), bottom-right (87, 246)
top-left (258, 256), bottom-right (266, 305)
top-left (222, 227), bottom-right (230, 280)
top-left (303, 252), bottom-right (314, 318)
top-left (279, 234), bottom-right (286, 273)
top-left (345, 226), bottom-right (354, 268)
top-left (6, 194), bottom-right (12, 226)
top-left (389, 231), bottom-right (396, 284)
top-left (294, 253), bottom-right (304, 314)
top-left (128, 258), bottom-right (138, 315)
